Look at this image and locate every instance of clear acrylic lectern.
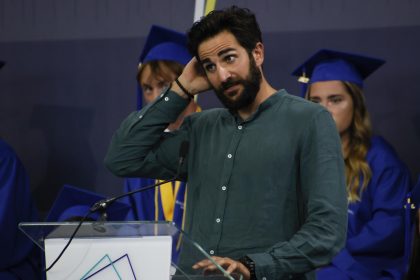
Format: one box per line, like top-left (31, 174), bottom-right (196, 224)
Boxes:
top-left (19, 221), bottom-right (243, 280)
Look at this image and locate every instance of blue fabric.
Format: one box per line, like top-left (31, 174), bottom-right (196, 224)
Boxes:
top-left (0, 139), bottom-right (41, 279)
top-left (123, 178), bottom-right (186, 227)
top-left (403, 176), bottom-right (420, 275)
top-left (410, 176), bottom-right (420, 206)
top-left (291, 49), bottom-right (385, 89)
top-left (136, 25), bottom-right (191, 110)
top-left (123, 177), bottom-right (187, 263)
top-left (139, 25), bottom-right (190, 65)
top-left (291, 49), bottom-right (385, 97)
top-left (46, 184), bottom-right (131, 222)
top-left (317, 136), bottom-right (412, 279)
top-left (310, 59), bottom-right (364, 88)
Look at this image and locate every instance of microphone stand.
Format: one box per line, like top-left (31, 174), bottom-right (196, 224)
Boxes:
top-left (89, 178), bottom-right (175, 215)
top-left (45, 141), bottom-right (189, 272)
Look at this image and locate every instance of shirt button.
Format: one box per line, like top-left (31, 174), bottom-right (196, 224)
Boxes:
top-left (221, 186), bottom-right (227, 191)
top-left (238, 125), bottom-right (243, 130)
top-left (262, 278), bottom-right (267, 280)
top-left (227, 154), bottom-right (232, 159)
top-left (216, 218), bottom-right (221, 223)
top-left (209, 250), bottom-right (214, 255)
top-left (164, 97), bottom-right (169, 101)
top-left (138, 115), bottom-right (143, 119)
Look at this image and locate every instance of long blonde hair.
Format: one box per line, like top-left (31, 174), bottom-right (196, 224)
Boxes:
top-left (308, 81), bottom-right (372, 202)
top-left (343, 82), bottom-right (372, 202)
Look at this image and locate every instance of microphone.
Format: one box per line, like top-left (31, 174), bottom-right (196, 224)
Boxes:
top-left (45, 140), bottom-right (190, 272)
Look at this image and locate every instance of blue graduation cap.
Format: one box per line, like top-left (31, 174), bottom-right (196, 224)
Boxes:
top-left (291, 49), bottom-right (385, 96)
top-left (139, 25), bottom-right (191, 66)
top-left (46, 185), bottom-right (131, 222)
top-left (136, 25), bottom-right (191, 109)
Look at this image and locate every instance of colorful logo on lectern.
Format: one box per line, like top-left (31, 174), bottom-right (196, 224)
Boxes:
top-left (80, 254), bottom-right (137, 279)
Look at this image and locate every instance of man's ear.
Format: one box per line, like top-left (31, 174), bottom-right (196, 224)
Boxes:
top-left (252, 42), bottom-right (264, 67)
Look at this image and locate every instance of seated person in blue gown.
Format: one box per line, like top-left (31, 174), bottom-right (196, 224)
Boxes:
top-left (43, 185), bottom-right (130, 274)
top-left (0, 138), bottom-right (41, 279)
top-left (405, 176), bottom-right (420, 280)
top-left (46, 184), bottom-right (131, 222)
top-left (292, 49), bottom-right (412, 279)
top-left (123, 25), bottom-right (199, 231)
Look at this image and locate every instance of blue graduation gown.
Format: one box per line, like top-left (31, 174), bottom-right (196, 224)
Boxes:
top-left (123, 177), bottom-right (187, 262)
top-left (0, 139), bottom-right (41, 279)
top-left (317, 136), bottom-right (412, 280)
top-left (123, 178), bottom-right (187, 227)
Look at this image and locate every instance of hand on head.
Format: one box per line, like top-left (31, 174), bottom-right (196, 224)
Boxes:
top-left (175, 57), bottom-right (211, 96)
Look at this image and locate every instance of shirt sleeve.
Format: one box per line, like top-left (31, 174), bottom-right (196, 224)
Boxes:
top-left (105, 88), bottom-right (191, 180)
top-left (249, 110), bottom-right (348, 279)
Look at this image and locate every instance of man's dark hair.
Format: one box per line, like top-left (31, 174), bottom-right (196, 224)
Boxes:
top-left (187, 6), bottom-right (262, 58)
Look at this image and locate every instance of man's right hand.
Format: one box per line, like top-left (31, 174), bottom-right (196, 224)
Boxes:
top-left (172, 57), bottom-right (211, 99)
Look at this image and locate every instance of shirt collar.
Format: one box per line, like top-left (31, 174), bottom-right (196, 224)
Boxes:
top-left (224, 90), bottom-right (286, 123)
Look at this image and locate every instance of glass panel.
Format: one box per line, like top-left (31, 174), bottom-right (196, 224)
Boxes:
top-left (19, 221), bottom-right (243, 279)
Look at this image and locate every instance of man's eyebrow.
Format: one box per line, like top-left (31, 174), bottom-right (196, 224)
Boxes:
top-left (201, 58), bottom-right (211, 65)
top-left (201, 48), bottom-right (237, 65)
top-left (218, 48), bottom-right (236, 57)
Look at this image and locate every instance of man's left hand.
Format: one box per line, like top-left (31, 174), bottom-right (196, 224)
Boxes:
top-left (192, 256), bottom-right (251, 280)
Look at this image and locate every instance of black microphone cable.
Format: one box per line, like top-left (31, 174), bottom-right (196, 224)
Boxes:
top-left (45, 210), bottom-right (93, 272)
top-left (44, 141), bottom-right (189, 272)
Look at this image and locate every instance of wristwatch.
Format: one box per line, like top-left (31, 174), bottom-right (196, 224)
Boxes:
top-left (238, 256), bottom-right (257, 280)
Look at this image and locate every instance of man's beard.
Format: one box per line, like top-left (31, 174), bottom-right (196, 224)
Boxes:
top-left (213, 57), bottom-right (262, 111)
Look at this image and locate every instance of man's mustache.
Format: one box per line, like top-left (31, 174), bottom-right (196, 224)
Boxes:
top-left (220, 79), bottom-right (242, 91)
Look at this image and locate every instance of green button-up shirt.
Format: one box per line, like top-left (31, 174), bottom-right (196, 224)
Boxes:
top-left (105, 88), bottom-right (347, 279)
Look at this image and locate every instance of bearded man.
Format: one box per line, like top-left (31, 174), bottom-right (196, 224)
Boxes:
top-left (105, 6), bottom-right (347, 280)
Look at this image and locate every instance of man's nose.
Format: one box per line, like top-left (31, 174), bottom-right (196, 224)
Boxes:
top-left (218, 66), bottom-right (231, 83)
